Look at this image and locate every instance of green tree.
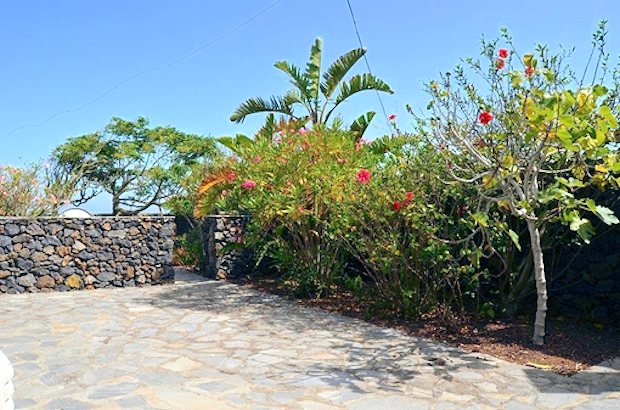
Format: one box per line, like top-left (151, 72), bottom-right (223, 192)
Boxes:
top-left (54, 117), bottom-right (220, 215)
top-left (423, 25), bottom-right (619, 345)
top-left (230, 37), bottom-right (393, 137)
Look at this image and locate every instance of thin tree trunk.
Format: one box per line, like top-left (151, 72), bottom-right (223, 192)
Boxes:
top-left (527, 219), bottom-right (547, 346)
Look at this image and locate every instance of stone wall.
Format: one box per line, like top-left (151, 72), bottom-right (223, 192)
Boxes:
top-left (550, 222), bottom-right (620, 323)
top-left (201, 214), bottom-right (250, 280)
top-left (0, 216), bottom-right (175, 294)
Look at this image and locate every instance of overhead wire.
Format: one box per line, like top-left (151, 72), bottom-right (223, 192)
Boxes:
top-left (344, 0), bottom-right (392, 130)
top-left (6, 0), bottom-right (283, 136)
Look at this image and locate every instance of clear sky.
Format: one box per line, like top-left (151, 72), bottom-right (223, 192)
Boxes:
top-left (1, 0), bottom-right (619, 212)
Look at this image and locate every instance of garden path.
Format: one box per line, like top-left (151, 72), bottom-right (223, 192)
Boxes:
top-left (0, 269), bottom-right (618, 409)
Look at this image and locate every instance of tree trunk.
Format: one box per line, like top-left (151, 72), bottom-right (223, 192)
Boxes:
top-left (526, 219), bottom-right (547, 346)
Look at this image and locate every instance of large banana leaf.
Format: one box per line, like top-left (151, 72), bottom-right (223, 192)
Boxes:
top-left (320, 48), bottom-right (366, 99)
top-left (230, 96), bottom-right (295, 123)
top-left (305, 38), bottom-right (322, 104)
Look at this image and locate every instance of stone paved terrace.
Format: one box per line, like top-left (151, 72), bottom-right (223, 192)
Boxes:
top-left (0, 270), bottom-right (619, 409)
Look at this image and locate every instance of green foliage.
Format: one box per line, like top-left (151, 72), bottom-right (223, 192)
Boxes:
top-left (54, 117), bottom-right (220, 215)
top-left (173, 228), bottom-right (203, 269)
top-left (0, 161), bottom-right (76, 217)
top-left (230, 37), bottom-right (393, 136)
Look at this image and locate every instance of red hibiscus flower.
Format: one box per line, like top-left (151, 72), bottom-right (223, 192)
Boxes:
top-left (392, 201), bottom-right (402, 211)
top-left (388, 114), bottom-right (396, 121)
top-left (498, 48), bottom-right (509, 58)
top-left (525, 66), bottom-right (535, 77)
top-left (356, 168), bottom-right (371, 184)
top-left (478, 111), bottom-right (493, 125)
top-left (403, 191), bottom-right (414, 205)
top-left (241, 180), bottom-right (257, 190)
top-left (496, 59), bottom-right (505, 70)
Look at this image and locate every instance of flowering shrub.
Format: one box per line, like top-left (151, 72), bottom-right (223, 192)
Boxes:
top-left (202, 126), bottom-right (375, 296)
top-left (336, 135), bottom-right (486, 317)
top-left (0, 162), bottom-right (75, 217)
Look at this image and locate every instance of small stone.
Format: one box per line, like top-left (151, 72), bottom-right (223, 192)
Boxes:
top-left (97, 271), bottom-right (116, 282)
top-left (32, 251), bottom-right (48, 263)
top-left (65, 274), bottom-right (83, 289)
top-left (0, 235), bottom-right (11, 247)
top-left (36, 275), bottom-right (56, 288)
top-left (0, 270), bottom-right (11, 279)
top-left (73, 240), bottom-right (87, 251)
top-left (5, 223), bottom-right (20, 236)
top-left (16, 258), bottom-right (34, 270)
top-left (43, 246), bottom-right (55, 255)
top-left (25, 224), bottom-right (45, 236)
top-left (12, 233), bottom-right (32, 243)
top-left (57, 246), bottom-right (70, 257)
top-left (17, 273), bottom-right (36, 287)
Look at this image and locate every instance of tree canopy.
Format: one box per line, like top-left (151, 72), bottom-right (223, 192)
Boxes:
top-left (54, 117), bottom-right (220, 215)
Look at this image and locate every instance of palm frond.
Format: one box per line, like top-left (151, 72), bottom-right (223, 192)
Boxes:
top-left (320, 48), bottom-right (366, 98)
top-left (325, 74), bottom-right (393, 121)
top-left (274, 61), bottom-right (312, 102)
top-left (230, 96), bottom-right (295, 123)
top-left (350, 111), bottom-right (376, 139)
top-left (305, 38), bottom-right (323, 103)
top-left (194, 168), bottom-right (231, 218)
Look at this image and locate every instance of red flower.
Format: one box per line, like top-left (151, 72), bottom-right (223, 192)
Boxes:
top-left (392, 201), bottom-right (402, 211)
top-left (525, 66), bottom-right (535, 77)
top-left (404, 191), bottom-right (414, 204)
top-left (227, 171), bottom-right (236, 182)
top-left (253, 155), bottom-right (262, 163)
top-left (495, 59), bottom-right (505, 70)
top-left (356, 168), bottom-right (371, 184)
top-left (388, 114), bottom-right (396, 121)
top-left (498, 48), bottom-right (509, 59)
top-left (241, 180), bottom-right (257, 190)
top-left (478, 111), bottom-right (493, 125)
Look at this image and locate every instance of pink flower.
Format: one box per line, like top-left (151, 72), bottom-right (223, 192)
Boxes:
top-left (355, 138), bottom-right (367, 151)
top-left (478, 111), bottom-right (493, 125)
top-left (525, 66), bottom-right (535, 77)
top-left (253, 155), bottom-right (262, 163)
top-left (227, 171), bottom-right (236, 182)
top-left (221, 189), bottom-right (229, 197)
top-left (498, 48), bottom-right (509, 59)
top-left (298, 128), bottom-right (309, 136)
top-left (388, 114), bottom-right (396, 121)
top-left (356, 168), bottom-right (371, 184)
top-left (241, 180), bottom-right (257, 190)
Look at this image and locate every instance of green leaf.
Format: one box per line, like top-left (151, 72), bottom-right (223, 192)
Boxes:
top-left (230, 96), bottom-right (295, 123)
top-left (305, 38), bottom-right (323, 102)
top-left (350, 111), bottom-right (376, 138)
top-left (508, 229), bottom-right (522, 251)
top-left (320, 47), bottom-right (366, 98)
top-left (471, 212), bottom-right (489, 227)
top-left (594, 205), bottom-right (619, 225)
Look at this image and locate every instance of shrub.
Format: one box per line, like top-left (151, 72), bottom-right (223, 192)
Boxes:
top-left (0, 162), bottom-right (75, 217)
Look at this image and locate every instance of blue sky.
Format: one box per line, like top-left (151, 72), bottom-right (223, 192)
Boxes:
top-left (1, 0), bottom-right (619, 212)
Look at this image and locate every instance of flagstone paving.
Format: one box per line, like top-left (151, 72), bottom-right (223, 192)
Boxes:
top-left (0, 270), bottom-right (619, 409)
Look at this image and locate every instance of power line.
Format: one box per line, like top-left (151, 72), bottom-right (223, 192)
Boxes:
top-left (6, 0), bottom-right (283, 137)
top-left (344, 0), bottom-right (391, 129)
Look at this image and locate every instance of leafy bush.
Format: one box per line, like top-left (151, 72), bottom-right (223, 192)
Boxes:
top-left (0, 162), bottom-right (75, 217)
top-left (206, 125), bottom-right (374, 297)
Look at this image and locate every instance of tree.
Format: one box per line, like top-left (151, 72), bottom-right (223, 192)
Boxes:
top-left (422, 25), bottom-right (619, 345)
top-left (230, 37), bottom-right (393, 137)
top-left (54, 117), bottom-right (220, 215)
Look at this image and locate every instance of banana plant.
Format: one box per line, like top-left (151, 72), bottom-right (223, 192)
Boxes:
top-left (230, 38), bottom-right (393, 138)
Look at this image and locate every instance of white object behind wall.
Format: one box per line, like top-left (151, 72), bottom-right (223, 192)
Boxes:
top-left (0, 350), bottom-right (14, 410)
